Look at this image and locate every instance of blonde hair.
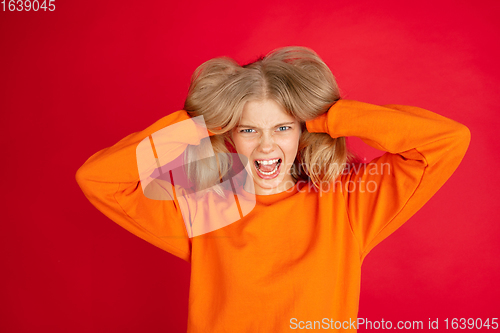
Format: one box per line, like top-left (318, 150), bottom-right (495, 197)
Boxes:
top-left (183, 46), bottom-right (357, 195)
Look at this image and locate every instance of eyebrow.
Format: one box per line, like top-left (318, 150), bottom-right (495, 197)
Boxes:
top-left (237, 121), bottom-right (296, 128)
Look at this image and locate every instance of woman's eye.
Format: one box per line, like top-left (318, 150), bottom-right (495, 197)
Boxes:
top-left (240, 129), bottom-right (256, 133)
top-left (239, 127), bottom-right (290, 133)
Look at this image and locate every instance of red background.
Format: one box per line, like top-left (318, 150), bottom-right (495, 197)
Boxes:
top-left (1, 0), bottom-right (499, 332)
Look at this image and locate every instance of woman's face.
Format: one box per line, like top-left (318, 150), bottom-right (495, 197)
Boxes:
top-left (231, 99), bottom-right (302, 195)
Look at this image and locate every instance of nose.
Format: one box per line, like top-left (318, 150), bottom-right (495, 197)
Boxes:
top-left (258, 132), bottom-right (276, 154)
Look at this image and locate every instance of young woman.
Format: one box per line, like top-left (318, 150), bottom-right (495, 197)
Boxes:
top-left (76, 46), bottom-right (470, 332)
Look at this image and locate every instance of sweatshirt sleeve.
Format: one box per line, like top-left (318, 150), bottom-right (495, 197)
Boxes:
top-left (306, 99), bottom-right (471, 261)
top-left (75, 110), bottom-right (215, 263)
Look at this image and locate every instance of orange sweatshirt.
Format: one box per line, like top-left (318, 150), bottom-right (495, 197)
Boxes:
top-left (75, 100), bottom-right (470, 332)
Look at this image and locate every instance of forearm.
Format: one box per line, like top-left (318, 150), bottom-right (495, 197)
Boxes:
top-left (306, 99), bottom-right (471, 168)
top-left (75, 110), bottom-right (212, 186)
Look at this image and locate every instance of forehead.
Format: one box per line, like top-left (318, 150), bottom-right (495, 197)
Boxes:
top-left (239, 99), bottom-right (297, 126)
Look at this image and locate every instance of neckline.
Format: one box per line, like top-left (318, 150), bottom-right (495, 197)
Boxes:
top-left (239, 181), bottom-right (301, 205)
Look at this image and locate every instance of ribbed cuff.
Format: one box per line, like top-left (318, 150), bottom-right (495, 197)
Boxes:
top-left (306, 111), bottom-right (329, 133)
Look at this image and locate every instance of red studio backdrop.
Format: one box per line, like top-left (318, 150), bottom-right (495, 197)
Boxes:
top-left (1, 0), bottom-right (499, 332)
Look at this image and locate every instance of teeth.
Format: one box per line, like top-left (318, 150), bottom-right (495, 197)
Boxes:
top-left (256, 158), bottom-right (280, 165)
top-left (254, 159), bottom-right (281, 176)
top-left (258, 163), bottom-right (280, 175)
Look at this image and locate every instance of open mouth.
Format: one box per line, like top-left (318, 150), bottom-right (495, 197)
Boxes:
top-left (253, 158), bottom-right (282, 178)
